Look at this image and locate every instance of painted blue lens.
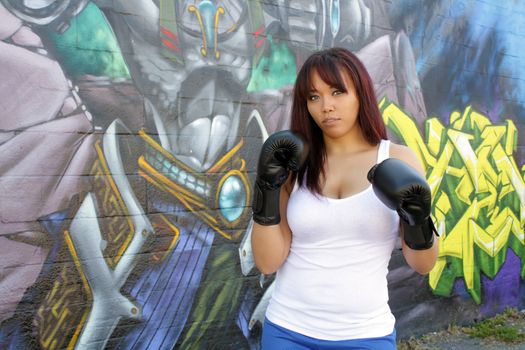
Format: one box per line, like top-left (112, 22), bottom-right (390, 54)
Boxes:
top-left (219, 175), bottom-right (245, 222)
top-left (331, 0), bottom-right (340, 37)
top-left (198, 0), bottom-right (216, 51)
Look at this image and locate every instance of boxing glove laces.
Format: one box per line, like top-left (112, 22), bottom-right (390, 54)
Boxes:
top-left (367, 158), bottom-right (438, 250)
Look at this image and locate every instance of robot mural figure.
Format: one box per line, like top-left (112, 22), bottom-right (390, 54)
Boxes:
top-left (0, 0), bottom-right (436, 349)
top-left (0, 0), bottom-right (268, 349)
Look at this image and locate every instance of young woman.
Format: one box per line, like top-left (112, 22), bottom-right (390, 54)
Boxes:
top-left (251, 47), bottom-right (438, 349)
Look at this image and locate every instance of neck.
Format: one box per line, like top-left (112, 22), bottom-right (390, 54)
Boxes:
top-left (323, 129), bottom-right (371, 156)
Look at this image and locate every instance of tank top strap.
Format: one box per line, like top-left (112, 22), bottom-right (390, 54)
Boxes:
top-left (292, 176), bottom-right (300, 193)
top-left (376, 139), bottom-right (391, 164)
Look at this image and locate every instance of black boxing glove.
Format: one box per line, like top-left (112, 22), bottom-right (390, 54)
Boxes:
top-left (367, 158), bottom-right (437, 250)
top-left (252, 130), bottom-right (308, 225)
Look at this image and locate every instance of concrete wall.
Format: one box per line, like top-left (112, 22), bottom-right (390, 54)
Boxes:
top-left (1, 0), bottom-right (525, 348)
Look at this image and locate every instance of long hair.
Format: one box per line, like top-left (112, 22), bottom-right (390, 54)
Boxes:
top-left (290, 47), bottom-right (387, 194)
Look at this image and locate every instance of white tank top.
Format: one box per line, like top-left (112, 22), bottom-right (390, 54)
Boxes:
top-left (265, 139), bottom-right (399, 340)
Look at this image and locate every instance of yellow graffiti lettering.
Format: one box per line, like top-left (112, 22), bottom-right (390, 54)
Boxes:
top-left (380, 98), bottom-right (436, 170)
top-left (381, 99), bottom-right (525, 304)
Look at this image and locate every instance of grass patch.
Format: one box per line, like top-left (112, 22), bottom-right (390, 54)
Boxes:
top-left (397, 308), bottom-right (525, 349)
top-left (465, 308), bottom-right (525, 343)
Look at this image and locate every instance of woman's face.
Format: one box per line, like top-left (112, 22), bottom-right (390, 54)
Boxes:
top-left (306, 68), bottom-right (360, 140)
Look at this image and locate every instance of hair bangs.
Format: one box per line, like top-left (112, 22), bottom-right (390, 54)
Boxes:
top-left (295, 55), bottom-right (349, 103)
top-left (311, 58), bottom-right (348, 93)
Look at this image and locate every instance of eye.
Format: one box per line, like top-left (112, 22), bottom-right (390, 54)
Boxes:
top-left (308, 95), bottom-right (319, 101)
top-left (332, 89), bottom-right (344, 96)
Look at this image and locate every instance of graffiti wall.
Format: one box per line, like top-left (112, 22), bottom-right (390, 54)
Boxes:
top-left (1, 0), bottom-right (524, 348)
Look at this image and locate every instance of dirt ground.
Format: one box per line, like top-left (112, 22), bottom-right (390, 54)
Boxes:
top-left (397, 309), bottom-right (525, 350)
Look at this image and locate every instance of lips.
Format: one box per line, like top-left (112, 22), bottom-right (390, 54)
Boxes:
top-left (322, 117), bottom-right (340, 125)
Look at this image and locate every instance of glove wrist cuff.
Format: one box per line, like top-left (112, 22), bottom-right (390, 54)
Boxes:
top-left (252, 181), bottom-right (281, 226)
top-left (401, 218), bottom-right (438, 250)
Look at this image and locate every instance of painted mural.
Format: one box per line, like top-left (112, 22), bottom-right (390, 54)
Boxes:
top-left (0, 0), bottom-right (524, 349)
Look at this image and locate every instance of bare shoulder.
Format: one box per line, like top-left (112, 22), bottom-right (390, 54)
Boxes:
top-left (389, 142), bottom-right (425, 175)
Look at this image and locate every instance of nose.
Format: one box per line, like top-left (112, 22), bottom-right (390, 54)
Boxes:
top-left (322, 98), bottom-right (335, 112)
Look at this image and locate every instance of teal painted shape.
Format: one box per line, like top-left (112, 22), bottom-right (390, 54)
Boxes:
top-left (247, 39), bottom-right (296, 92)
top-left (46, 3), bottom-right (130, 78)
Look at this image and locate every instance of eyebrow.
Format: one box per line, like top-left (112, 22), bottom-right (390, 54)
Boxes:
top-left (309, 84), bottom-right (344, 92)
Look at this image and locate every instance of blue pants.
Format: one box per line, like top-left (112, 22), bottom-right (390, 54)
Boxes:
top-left (261, 318), bottom-right (397, 350)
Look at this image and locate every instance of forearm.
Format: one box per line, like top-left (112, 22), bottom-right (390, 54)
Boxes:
top-left (251, 222), bottom-right (291, 275)
top-left (402, 235), bottom-right (439, 275)
top-left (249, 130), bottom-right (307, 274)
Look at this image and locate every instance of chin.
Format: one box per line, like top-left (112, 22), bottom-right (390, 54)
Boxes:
top-left (323, 129), bottom-right (350, 139)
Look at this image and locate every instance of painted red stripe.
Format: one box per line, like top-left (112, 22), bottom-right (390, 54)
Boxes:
top-left (255, 38), bottom-right (265, 48)
top-left (161, 27), bottom-right (179, 42)
top-left (161, 38), bottom-right (181, 52)
top-left (253, 26), bottom-right (264, 39)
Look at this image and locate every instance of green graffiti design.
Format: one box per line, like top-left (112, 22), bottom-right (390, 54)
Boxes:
top-left (379, 97), bottom-right (525, 304)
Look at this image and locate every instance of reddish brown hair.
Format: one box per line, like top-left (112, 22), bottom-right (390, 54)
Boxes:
top-left (290, 47), bottom-right (387, 194)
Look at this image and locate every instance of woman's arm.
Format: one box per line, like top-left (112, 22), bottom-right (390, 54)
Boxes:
top-left (390, 144), bottom-right (439, 275)
top-left (400, 224), bottom-right (439, 274)
top-left (249, 130), bottom-right (307, 275)
top-left (251, 180), bottom-right (293, 275)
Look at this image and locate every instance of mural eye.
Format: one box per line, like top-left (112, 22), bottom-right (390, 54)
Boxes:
top-left (330, 0), bottom-right (340, 37)
top-left (218, 174), bottom-right (246, 222)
